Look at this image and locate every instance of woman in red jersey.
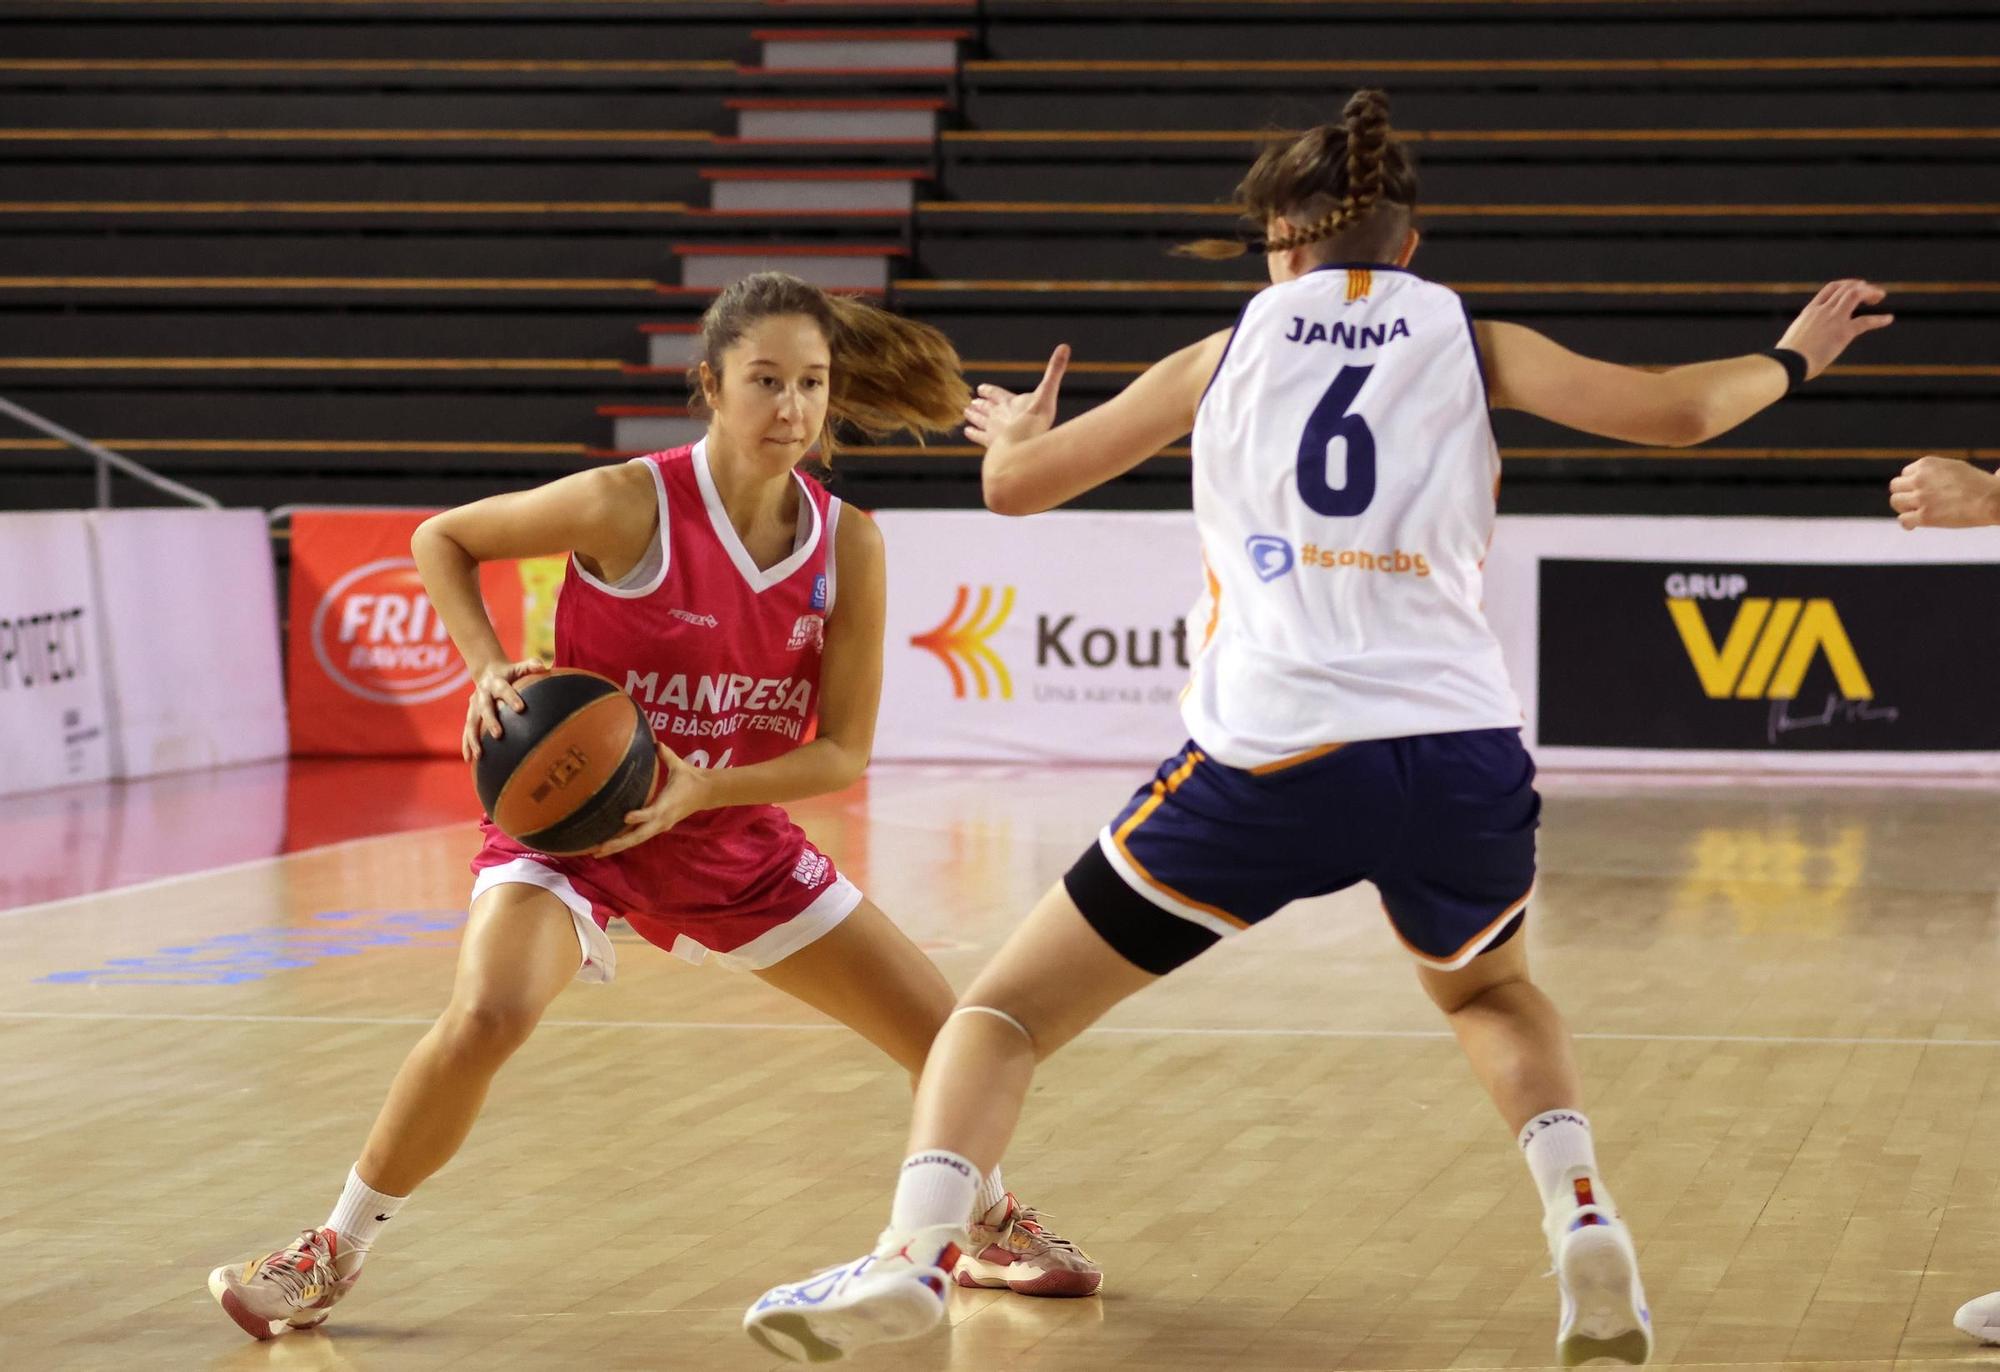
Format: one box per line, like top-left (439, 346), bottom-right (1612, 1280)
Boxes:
top-left (208, 273), bottom-right (1098, 1342)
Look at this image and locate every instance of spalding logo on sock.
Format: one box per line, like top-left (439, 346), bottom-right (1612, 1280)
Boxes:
top-left (1518, 1110), bottom-right (1590, 1148)
top-left (904, 1153), bottom-right (974, 1178)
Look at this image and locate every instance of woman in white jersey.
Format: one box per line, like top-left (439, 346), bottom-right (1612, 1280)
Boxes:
top-left (745, 91), bottom-right (1892, 1366)
top-left (1898, 448), bottom-right (2000, 1347)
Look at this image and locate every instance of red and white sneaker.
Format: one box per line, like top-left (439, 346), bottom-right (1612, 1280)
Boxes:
top-left (208, 1227), bottom-right (362, 1340)
top-left (744, 1225), bottom-right (963, 1363)
top-left (954, 1194), bottom-right (1102, 1298)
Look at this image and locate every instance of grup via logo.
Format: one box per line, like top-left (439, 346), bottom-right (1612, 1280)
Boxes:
top-left (1246, 534), bottom-right (1295, 583)
top-left (1666, 588), bottom-right (1873, 701)
top-left (311, 557), bottom-right (469, 705)
top-left (910, 585), bottom-right (1015, 700)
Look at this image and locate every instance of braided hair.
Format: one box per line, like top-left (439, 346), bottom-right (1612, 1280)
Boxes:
top-left (1178, 89), bottom-right (1417, 262)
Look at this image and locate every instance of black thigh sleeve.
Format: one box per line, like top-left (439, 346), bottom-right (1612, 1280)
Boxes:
top-left (1063, 838), bottom-right (1219, 977)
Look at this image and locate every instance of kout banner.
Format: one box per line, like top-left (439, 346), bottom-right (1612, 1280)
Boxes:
top-left (874, 510), bottom-right (1204, 763)
top-left (287, 511), bottom-right (565, 756)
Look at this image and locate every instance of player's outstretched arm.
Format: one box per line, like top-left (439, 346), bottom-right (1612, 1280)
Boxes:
top-left (1889, 455), bottom-right (2000, 530)
top-left (1476, 279), bottom-right (1893, 448)
top-left (970, 331), bottom-right (1231, 515)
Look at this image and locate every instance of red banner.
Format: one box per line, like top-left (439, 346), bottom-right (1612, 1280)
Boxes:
top-left (287, 511), bottom-right (564, 756)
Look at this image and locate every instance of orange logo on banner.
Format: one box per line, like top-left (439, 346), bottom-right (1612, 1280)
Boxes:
top-left (910, 585), bottom-right (1014, 700)
top-left (288, 511), bottom-right (553, 756)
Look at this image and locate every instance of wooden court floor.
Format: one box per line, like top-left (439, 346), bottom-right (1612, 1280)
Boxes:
top-left (6, 765), bottom-right (2000, 1372)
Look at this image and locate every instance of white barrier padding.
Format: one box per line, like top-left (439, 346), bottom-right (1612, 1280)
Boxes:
top-left (88, 508), bottom-right (289, 779)
top-left (878, 510), bottom-right (2000, 775)
top-left (0, 511), bottom-right (113, 796)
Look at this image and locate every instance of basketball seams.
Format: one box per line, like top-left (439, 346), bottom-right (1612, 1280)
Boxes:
top-left (479, 669), bottom-right (653, 853)
top-left (518, 726), bottom-right (659, 856)
top-left (492, 692), bottom-right (641, 836)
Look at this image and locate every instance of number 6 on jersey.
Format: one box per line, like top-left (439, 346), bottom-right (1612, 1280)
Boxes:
top-left (1296, 364), bottom-right (1377, 517)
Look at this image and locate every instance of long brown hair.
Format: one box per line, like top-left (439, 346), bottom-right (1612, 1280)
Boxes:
top-left (1178, 89), bottom-right (1417, 263)
top-left (688, 272), bottom-right (970, 461)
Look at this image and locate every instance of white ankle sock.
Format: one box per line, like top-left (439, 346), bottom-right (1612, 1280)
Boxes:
top-left (890, 1151), bottom-right (979, 1236)
top-left (325, 1165), bottom-right (409, 1254)
top-left (974, 1167), bottom-right (1008, 1222)
top-left (1518, 1109), bottom-right (1604, 1211)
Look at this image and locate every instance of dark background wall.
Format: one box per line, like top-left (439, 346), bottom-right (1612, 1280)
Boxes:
top-left (1, 0), bottom-right (1993, 516)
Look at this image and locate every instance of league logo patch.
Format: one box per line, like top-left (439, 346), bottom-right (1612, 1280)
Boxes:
top-left (1246, 534), bottom-right (1296, 583)
top-left (811, 574), bottom-right (828, 611)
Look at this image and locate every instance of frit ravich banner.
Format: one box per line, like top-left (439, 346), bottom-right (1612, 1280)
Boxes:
top-left (287, 511), bottom-right (565, 755)
top-left (1483, 517), bottom-right (2000, 773)
top-left (874, 511), bottom-right (1204, 762)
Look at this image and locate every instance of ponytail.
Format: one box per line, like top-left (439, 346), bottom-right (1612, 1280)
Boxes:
top-left (1175, 89), bottom-right (1415, 263)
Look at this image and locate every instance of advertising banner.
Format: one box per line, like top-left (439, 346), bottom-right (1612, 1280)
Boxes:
top-left (90, 509), bottom-right (289, 778)
top-left (0, 512), bottom-right (112, 796)
top-left (1484, 517), bottom-right (2000, 773)
top-left (287, 511), bottom-right (565, 756)
top-left (874, 511), bottom-right (1204, 763)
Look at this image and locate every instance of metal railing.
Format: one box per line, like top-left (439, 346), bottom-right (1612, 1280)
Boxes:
top-left (1, 394), bottom-right (221, 510)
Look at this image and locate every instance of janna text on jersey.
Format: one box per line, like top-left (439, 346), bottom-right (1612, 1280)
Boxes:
top-left (1284, 316), bottom-right (1412, 349)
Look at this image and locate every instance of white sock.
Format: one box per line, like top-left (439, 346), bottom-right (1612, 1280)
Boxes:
top-left (890, 1150), bottom-right (979, 1237)
top-left (1518, 1109), bottom-right (1605, 1212)
top-left (974, 1166), bottom-right (1008, 1222)
top-left (325, 1165), bottom-right (409, 1255)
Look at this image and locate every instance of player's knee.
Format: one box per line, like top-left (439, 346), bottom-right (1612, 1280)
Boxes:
top-left (950, 1002), bottom-right (1039, 1055)
top-left (437, 997), bottom-right (540, 1065)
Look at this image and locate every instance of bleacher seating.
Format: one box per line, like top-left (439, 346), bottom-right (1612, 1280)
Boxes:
top-left (1, 0), bottom-right (1994, 514)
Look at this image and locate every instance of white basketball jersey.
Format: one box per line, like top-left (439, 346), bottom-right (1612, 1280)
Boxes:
top-left (1182, 264), bottom-right (1522, 768)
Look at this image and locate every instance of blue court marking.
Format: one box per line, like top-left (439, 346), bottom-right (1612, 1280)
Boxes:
top-left (38, 909), bottom-right (466, 986)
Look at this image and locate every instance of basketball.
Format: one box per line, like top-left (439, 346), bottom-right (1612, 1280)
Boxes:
top-left (471, 668), bottom-right (658, 855)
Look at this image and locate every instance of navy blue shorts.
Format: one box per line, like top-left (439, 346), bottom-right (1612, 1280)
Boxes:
top-left (1065, 729), bottom-right (1539, 976)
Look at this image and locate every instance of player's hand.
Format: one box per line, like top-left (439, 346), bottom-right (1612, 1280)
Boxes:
top-left (463, 659), bottom-right (544, 762)
top-left (963, 344), bottom-right (1070, 449)
top-left (1889, 455), bottom-right (2000, 530)
top-left (1775, 279), bottom-right (1894, 378)
top-left (589, 744), bottom-right (713, 857)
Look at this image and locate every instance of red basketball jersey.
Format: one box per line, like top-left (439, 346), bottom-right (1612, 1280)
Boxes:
top-left (553, 440), bottom-right (840, 814)
top-left (471, 440), bottom-right (855, 968)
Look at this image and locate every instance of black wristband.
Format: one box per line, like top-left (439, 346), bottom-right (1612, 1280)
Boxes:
top-left (1761, 347), bottom-right (1810, 391)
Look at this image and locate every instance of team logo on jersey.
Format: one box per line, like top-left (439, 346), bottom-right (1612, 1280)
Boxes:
top-left (811, 574), bottom-right (828, 612)
top-left (910, 585), bottom-right (1015, 699)
top-left (1666, 588), bottom-right (1873, 701)
top-left (787, 614), bottom-right (826, 652)
top-left (1245, 534), bottom-right (1295, 583)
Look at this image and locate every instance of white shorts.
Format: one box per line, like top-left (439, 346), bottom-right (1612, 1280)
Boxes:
top-left (468, 855), bottom-right (863, 984)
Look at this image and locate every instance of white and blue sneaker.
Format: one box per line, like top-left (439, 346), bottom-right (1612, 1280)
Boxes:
top-left (1954, 1291), bottom-right (2000, 1344)
top-left (744, 1226), bottom-right (962, 1364)
top-left (1545, 1181), bottom-right (1653, 1366)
